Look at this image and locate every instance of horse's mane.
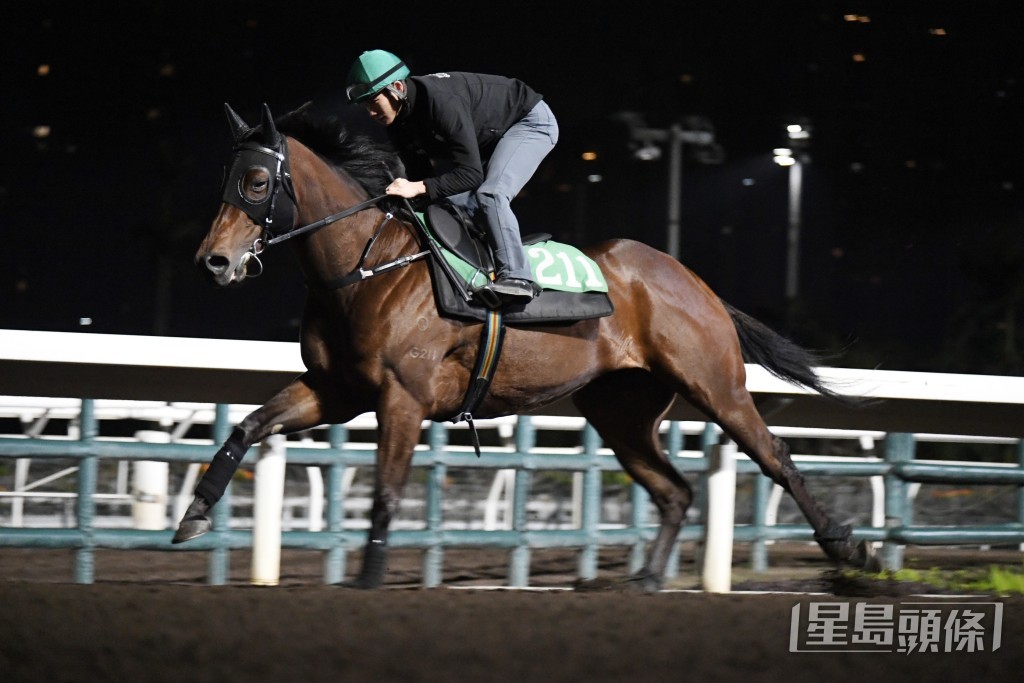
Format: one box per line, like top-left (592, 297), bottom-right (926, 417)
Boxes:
top-left (271, 106), bottom-right (405, 197)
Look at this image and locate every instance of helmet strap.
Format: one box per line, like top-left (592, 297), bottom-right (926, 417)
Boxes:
top-left (385, 82), bottom-right (407, 103)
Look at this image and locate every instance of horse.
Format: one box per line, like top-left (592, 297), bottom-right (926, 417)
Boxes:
top-left (173, 103), bottom-right (877, 590)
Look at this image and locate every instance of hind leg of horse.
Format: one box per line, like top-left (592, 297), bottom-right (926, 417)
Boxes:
top-left (679, 374), bottom-right (876, 570)
top-left (172, 373), bottom-right (360, 544)
top-left (573, 370), bottom-right (690, 592)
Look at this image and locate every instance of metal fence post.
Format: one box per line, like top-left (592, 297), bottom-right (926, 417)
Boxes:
top-left (694, 422), bottom-right (717, 572)
top-left (883, 432), bottom-right (915, 571)
top-left (665, 420), bottom-right (684, 579)
top-left (1018, 439), bottom-right (1024, 552)
top-left (508, 416), bottom-right (534, 587)
top-left (629, 481), bottom-right (648, 575)
top-left (208, 403), bottom-right (232, 585)
top-left (751, 473), bottom-right (772, 572)
top-left (423, 422), bottom-right (447, 587)
top-left (324, 423), bottom-right (347, 584)
top-left (74, 398), bottom-right (98, 584)
top-left (577, 423), bottom-right (601, 580)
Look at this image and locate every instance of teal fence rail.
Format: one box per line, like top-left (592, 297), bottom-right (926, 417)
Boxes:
top-left (2, 399), bottom-right (1023, 585)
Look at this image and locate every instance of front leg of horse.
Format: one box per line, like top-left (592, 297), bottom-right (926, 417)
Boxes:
top-left (172, 377), bottom-right (336, 544)
top-left (346, 388), bottom-right (425, 589)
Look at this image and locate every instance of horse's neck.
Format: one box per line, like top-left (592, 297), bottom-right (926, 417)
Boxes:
top-left (290, 150), bottom-right (417, 284)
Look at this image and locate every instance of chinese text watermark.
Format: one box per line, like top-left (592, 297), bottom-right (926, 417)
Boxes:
top-left (790, 601), bottom-right (1003, 653)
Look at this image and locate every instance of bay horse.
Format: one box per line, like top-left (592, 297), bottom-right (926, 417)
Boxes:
top-left (174, 103), bottom-right (876, 590)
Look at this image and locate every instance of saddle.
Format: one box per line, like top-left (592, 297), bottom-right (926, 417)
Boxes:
top-left (422, 203), bottom-right (614, 325)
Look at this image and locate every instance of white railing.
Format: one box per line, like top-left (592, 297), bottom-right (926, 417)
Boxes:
top-left (2, 329), bottom-right (1023, 590)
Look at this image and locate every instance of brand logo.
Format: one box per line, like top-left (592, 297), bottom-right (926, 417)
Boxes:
top-left (789, 601), bottom-right (1003, 653)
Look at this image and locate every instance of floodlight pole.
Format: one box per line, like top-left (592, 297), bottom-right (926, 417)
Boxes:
top-left (667, 124), bottom-right (684, 261)
top-left (785, 157), bottom-right (803, 301)
top-left (629, 122), bottom-right (716, 261)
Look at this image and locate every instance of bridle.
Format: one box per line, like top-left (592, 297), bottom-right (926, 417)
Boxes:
top-left (220, 105), bottom-right (428, 284)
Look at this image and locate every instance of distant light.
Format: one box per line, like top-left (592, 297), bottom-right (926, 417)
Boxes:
top-left (37, 64), bottom-right (50, 76)
top-left (159, 63), bottom-right (176, 77)
top-left (850, 162), bottom-right (865, 173)
top-left (79, 317), bottom-right (93, 326)
top-left (634, 145), bottom-right (661, 161)
top-left (844, 14), bottom-right (871, 23)
top-left (581, 151), bottom-right (598, 161)
top-left (905, 160), bottom-right (917, 169)
top-left (787, 124), bottom-right (811, 140)
top-left (852, 53), bottom-right (866, 62)
top-left (587, 174), bottom-right (603, 183)
top-left (146, 108), bottom-right (162, 121)
top-left (33, 125), bottom-right (51, 139)
top-left (679, 73), bottom-right (693, 84)
top-left (929, 28), bottom-right (947, 36)
top-left (774, 148), bottom-right (795, 166)
top-left (741, 178), bottom-right (755, 186)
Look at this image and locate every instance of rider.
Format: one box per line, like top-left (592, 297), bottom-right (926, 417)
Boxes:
top-left (346, 49), bottom-right (558, 302)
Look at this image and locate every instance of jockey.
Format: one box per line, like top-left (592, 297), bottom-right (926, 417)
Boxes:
top-left (346, 49), bottom-right (558, 302)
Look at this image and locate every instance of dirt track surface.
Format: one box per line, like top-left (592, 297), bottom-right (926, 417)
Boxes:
top-left (1, 546), bottom-right (1021, 682)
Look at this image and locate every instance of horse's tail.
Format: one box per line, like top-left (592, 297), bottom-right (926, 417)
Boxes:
top-left (723, 301), bottom-right (853, 404)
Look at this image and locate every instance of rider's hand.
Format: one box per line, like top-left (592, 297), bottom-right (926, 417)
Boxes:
top-left (385, 178), bottom-right (426, 199)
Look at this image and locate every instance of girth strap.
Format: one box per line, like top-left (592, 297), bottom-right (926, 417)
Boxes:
top-left (452, 307), bottom-right (506, 456)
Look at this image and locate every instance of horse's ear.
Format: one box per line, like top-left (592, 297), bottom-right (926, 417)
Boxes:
top-left (224, 103), bottom-right (250, 142)
top-left (260, 103), bottom-right (280, 146)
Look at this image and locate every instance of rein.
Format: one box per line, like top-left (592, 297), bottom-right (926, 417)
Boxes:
top-left (243, 193), bottom-right (431, 286)
top-left (265, 194), bottom-right (388, 246)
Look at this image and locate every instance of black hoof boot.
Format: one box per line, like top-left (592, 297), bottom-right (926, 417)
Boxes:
top-left (172, 496), bottom-right (212, 544)
top-left (340, 540), bottom-right (388, 589)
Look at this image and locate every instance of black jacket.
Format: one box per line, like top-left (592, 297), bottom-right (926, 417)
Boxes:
top-left (387, 72), bottom-right (543, 199)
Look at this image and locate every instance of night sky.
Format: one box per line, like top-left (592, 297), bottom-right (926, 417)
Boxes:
top-left (3, 2), bottom-right (1023, 375)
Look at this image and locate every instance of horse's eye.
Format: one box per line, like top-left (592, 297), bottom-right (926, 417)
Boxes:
top-left (240, 166), bottom-right (271, 203)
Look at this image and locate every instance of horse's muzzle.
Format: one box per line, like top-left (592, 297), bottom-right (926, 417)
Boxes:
top-left (196, 250), bottom-right (258, 286)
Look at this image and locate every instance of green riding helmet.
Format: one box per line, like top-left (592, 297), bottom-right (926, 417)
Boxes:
top-left (346, 49), bottom-right (411, 103)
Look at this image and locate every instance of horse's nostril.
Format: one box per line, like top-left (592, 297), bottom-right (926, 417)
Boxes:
top-left (204, 254), bottom-right (230, 275)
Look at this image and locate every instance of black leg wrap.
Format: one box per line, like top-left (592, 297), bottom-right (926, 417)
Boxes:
top-left (195, 432), bottom-right (248, 505)
top-left (353, 541), bottom-right (389, 589)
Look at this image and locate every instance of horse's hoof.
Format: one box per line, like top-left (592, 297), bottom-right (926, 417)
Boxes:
top-left (573, 577), bottom-right (619, 592)
top-left (171, 496), bottom-right (212, 544)
top-left (172, 515), bottom-right (211, 544)
top-left (337, 576), bottom-right (383, 590)
top-left (856, 540), bottom-right (882, 573)
top-left (627, 570), bottom-right (664, 593)
top-left (573, 571), bottom-right (662, 594)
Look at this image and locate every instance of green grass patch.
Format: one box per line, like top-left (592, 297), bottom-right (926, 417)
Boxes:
top-left (867, 565), bottom-right (1024, 595)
